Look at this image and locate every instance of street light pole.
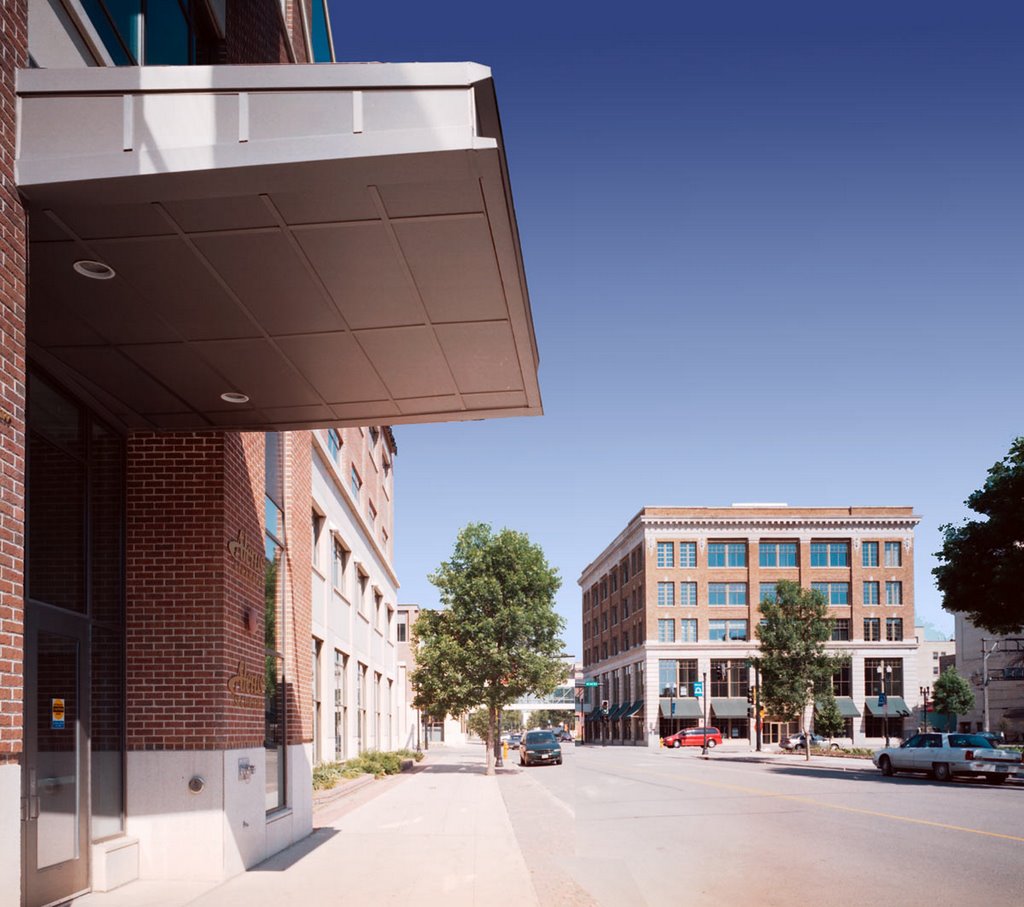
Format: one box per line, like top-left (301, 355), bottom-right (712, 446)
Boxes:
top-left (919, 685), bottom-right (930, 733)
top-left (701, 671), bottom-right (709, 755)
top-left (877, 662), bottom-right (892, 748)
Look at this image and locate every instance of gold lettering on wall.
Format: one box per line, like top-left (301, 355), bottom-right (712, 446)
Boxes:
top-left (0, 410), bottom-right (11, 425)
top-left (227, 660), bottom-right (265, 707)
top-left (227, 529), bottom-right (263, 576)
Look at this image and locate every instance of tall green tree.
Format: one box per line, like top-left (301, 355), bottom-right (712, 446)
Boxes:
top-left (813, 690), bottom-right (847, 740)
top-left (934, 436), bottom-right (1024, 634)
top-left (757, 580), bottom-right (841, 759)
top-left (931, 666), bottom-right (975, 729)
top-left (411, 523), bottom-right (564, 775)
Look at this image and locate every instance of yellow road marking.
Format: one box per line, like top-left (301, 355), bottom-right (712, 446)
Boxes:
top-left (620, 765), bottom-right (1024, 844)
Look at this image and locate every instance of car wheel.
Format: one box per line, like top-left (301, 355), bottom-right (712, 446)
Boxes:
top-left (879, 755), bottom-right (895, 777)
top-left (986, 774), bottom-right (1008, 785)
top-left (829, 743), bottom-right (840, 752)
top-left (706, 739), bottom-right (717, 749)
top-left (933, 763), bottom-right (952, 782)
top-left (672, 740), bottom-right (681, 748)
top-left (556, 758), bottom-right (563, 765)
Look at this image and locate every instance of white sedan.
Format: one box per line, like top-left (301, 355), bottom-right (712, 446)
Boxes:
top-left (873, 731), bottom-right (1022, 784)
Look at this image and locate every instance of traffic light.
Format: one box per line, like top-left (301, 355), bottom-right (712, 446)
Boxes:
top-left (747, 685), bottom-right (758, 705)
top-left (715, 663), bottom-right (727, 680)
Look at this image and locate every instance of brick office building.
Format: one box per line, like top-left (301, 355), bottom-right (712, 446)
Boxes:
top-left (2, 4), bottom-right (541, 905)
top-left (580, 506), bottom-right (921, 749)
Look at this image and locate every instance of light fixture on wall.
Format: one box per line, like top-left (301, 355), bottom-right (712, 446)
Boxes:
top-left (73, 259), bottom-right (115, 280)
top-left (220, 391), bottom-right (250, 404)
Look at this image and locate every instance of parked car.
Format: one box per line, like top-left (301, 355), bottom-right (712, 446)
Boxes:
top-left (506, 733), bottom-right (523, 750)
top-left (976, 731), bottom-right (1006, 746)
top-left (556, 729), bottom-right (574, 743)
top-left (781, 733), bottom-right (840, 752)
top-left (872, 732), bottom-right (1023, 784)
top-left (662, 727), bottom-right (723, 748)
top-left (520, 730), bottom-right (562, 766)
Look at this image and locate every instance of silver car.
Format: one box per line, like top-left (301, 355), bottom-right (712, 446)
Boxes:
top-left (872, 732), bottom-right (1022, 784)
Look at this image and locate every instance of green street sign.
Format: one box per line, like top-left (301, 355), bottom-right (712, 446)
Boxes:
top-left (584, 681), bottom-right (599, 687)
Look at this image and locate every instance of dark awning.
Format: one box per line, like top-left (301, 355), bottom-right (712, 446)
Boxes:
top-left (621, 700), bottom-right (644, 718)
top-left (865, 696), bottom-right (911, 718)
top-left (659, 698), bottom-right (702, 719)
top-left (606, 703), bottom-right (624, 720)
top-left (818, 696), bottom-right (861, 718)
top-left (711, 698), bottom-right (750, 719)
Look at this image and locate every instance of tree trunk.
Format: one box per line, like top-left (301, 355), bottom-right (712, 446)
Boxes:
top-left (485, 704), bottom-right (497, 776)
top-left (803, 699), bottom-right (813, 761)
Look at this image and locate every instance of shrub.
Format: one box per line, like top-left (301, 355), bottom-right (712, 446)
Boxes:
top-left (312, 762), bottom-right (345, 791)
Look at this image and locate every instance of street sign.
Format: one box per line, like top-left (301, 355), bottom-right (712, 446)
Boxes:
top-left (878, 692), bottom-right (887, 707)
top-left (679, 684), bottom-right (688, 697)
top-left (584, 680), bottom-right (599, 687)
top-left (693, 681), bottom-right (704, 696)
top-left (670, 701), bottom-right (676, 715)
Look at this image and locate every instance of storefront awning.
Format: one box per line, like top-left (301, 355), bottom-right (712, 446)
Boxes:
top-left (710, 698), bottom-right (750, 719)
top-left (659, 698), bottom-right (702, 719)
top-left (16, 63), bottom-right (541, 431)
top-left (818, 697), bottom-right (861, 718)
top-left (608, 703), bottom-right (627, 720)
top-left (865, 697), bottom-right (911, 718)
top-left (622, 700), bottom-right (644, 719)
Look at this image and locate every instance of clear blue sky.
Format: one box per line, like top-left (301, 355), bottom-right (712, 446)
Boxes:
top-left (329, 2), bottom-right (1024, 653)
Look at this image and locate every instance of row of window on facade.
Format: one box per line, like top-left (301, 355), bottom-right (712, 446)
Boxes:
top-left (311, 511), bottom-right (396, 641)
top-left (649, 579), bottom-right (903, 607)
top-left (311, 641), bottom-right (394, 765)
top-left (654, 540), bottom-right (903, 569)
top-left (586, 616), bottom-right (906, 663)
top-left (324, 428), bottom-right (391, 554)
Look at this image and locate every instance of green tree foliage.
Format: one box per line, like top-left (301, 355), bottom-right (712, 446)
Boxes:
top-left (813, 691), bottom-right (847, 740)
top-left (931, 666), bottom-right (975, 726)
top-left (934, 437), bottom-right (1024, 634)
top-left (757, 580), bottom-right (842, 759)
top-left (527, 709), bottom-right (574, 730)
top-left (412, 523), bottom-right (564, 775)
top-left (466, 708), bottom-right (522, 740)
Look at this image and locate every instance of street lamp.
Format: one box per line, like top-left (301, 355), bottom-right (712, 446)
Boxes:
top-left (919, 685), bottom-right (931, 733)
top-left (877, 663), bottom-right (893, 747)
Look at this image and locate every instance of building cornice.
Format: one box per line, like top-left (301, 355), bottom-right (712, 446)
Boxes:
top-left (640, 514), bottom-right (921, 533)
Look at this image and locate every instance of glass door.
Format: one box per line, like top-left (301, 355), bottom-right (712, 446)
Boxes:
top-left (24, 606), bottom-right (90, 907)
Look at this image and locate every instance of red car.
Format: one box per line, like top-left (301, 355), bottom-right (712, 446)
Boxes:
top-left (662, 727), bottom-right (723, 748)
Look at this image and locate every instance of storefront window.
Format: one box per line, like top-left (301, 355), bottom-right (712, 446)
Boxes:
top-left (265, 434), bottom-right (286, 812)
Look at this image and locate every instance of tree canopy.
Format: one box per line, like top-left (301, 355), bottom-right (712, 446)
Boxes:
top-left (411, 523), bottom-right (564, 774)
top-left (934, 436), bottom-right (1024, 634)
top-left (931, 666), bottom-right (975, 725)
top-left (757, 580), bottom-right (842, 757)
top-left (813, 690), bottom-right (847, 739)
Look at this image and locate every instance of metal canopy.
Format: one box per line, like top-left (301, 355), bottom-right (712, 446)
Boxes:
top-left (16, 63), bottom-right (541, 431)
top-left (710, 698), bottom-right (750, 719)
top-left (865, 697), bottom-right (911, 718)
top-left (659, 698), bottom-right (702, 719)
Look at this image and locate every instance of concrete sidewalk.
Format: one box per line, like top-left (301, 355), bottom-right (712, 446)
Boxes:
top-left (73, 744), bottom-right (535, 907)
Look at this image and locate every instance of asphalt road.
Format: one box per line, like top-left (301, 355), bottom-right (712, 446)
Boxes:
top-left (498, 744), bottom-right (1024, 907)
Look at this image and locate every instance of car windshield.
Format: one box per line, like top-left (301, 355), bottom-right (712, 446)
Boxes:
top-left (525, 731), bottom-right (556, 744)
top-left (949, 734), bottom-right (995, 749)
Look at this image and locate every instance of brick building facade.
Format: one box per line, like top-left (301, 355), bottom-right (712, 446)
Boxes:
top-left (580, 505), bottom-right (921, 750)
top-left (2, 3), bottom-right (540, 904)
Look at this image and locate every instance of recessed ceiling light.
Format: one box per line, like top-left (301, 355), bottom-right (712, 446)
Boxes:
top-left (73, 259), bottom-right (116, 280)
top-left (220, 392), bottom-right (250, 404)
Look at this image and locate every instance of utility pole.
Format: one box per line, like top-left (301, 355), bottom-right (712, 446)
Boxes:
top-left (982, 639), bottom-right (999, 733)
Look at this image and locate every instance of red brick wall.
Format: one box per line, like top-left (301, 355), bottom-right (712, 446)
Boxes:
top-left (225, 0), bottom-right (312, 64)
top-left (0, 0), bottom-right (27, 763)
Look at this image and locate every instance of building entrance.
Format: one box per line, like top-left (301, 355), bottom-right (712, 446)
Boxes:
top-left (23, 606), bottom-right (91, 907)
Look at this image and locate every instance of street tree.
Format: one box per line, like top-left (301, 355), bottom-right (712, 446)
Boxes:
top-left (757, 580), bottom-right (842, 760)
top-left (933, 436), bottom-right (1024, 634)
top-left (411, 523), bottom-right (564, 775)
top-left (813, 690), bottom-right (847, 740)
top-left (931, 666), bottom-right (975, 730)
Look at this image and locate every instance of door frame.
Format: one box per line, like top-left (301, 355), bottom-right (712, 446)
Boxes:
top-left (23, 602), bottom-right (91, 907)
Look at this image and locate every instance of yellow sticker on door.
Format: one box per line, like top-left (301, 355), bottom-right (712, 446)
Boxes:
top-left (51, 698), bottom-right (65, 730)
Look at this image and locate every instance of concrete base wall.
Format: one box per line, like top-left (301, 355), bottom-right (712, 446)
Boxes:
top-left (0, 762), bottom-right (20, 907)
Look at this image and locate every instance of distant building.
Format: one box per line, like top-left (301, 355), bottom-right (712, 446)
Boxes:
top-left (580, 505), bottom-right (921, 748)
top-left (915, 625), bottom-right (955, 730)
top-left (953, 614), bottom-right (1024, 741)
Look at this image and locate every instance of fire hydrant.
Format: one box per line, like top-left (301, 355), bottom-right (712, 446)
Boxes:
top-left (503, 741), bottom-right (509, 760)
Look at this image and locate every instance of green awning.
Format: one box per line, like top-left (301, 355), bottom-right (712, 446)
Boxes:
top-left (865, 696), bottom-right (911, 718)
top-left (659, 697), bottom-right (702, 719)
top-left (817, 696), bottom-right (861, 718)
top-left (621, 700), bottom-right (644, 718)
top-left (607, 703), bottom-right (626, 720)
top-left (711, 698), bottom-right (750, 719)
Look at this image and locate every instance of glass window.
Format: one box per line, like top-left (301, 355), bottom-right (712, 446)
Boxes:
top-left (657, 619), bottom-right (676, 642)
top-left (396, 613), bottom-right (408, 643)
top-left (332, 539), bottom-right (347, 591)
top-left (312, 512), bottom-right (323, 569)
top-left (265, 538), bottom-right (286, 811)
top-left (679, 542), bottom-right (697, 567)
top-left (884, 542), bottom-right (902, 567)
top-left (831, 619), bottom-right (850, 641)
top-left (831, 659), bottom-right (852, 696)
top-left (707, 543), bottom-right (725, 567)
top-left (759, 542), bottom-right (797, 568)
top-left (657, 542), bottom-right (675, 568)
top-left (679, 619), bottom-right (698, 642)
top-left (679, 582), bottom-right (697, 606)
top-left (350, 466), bottom-right (362, 500)
top-left (709, 542), bottom-right (746, 567)
top-left (863, 618), bottom-right (881, 642)
top-left (367, 500), bottom-right (377, 529)
top-left (812, 582), bottom-right (849, 605)
top-left (145, 0), bottom-right (189, 65)
top-left (708, 620), bottom-right (727, 641)
top-left (864, 659), bottom-right (903, 696)
top-left (862, 541), bottom-right (879, 567)
top-left (659, 659), bottom-right (678, 697)
top-left (327, 428), bottom-right (341, 462)
top-left (886, 581), bottom-right (903, 605)
top-left (727, 620), bottom-right (748, 641)
top-left (886, 618), bottom-right (903, 641)
top-left (811, 542), bottom-right (848, 567)
top-left (759, 582), bottom-right (777, 604)
top-left (863, 581), bottom-right (879, 605)
top-left (657, 582), bottom-right (675, 607)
